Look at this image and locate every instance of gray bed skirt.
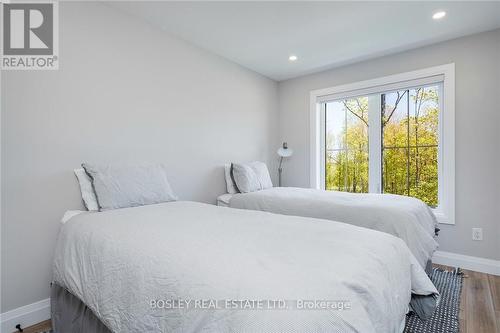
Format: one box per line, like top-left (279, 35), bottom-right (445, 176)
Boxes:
top-left (425, 259), bottom-right (433, 275)
top-left (51, 283), bottom-right (112, 333)
top-left (51, 260), bottom-right (435, 332)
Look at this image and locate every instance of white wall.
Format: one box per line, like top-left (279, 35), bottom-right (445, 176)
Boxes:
top-left (278, 29), bottom-right (500, 262)
top-left (1, 2), bottom-right (278, 313)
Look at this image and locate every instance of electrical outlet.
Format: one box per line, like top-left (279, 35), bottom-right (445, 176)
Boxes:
top-left (472, 228), bottom-right (483, 241)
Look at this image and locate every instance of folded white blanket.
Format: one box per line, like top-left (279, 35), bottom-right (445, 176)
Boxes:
top-left (228, 187), bottom-right (438, 268)
top-left (53, 201), bottom-right (437, 333)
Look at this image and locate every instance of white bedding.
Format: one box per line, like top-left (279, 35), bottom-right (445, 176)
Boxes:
top-left (225, 187), bottom-right (438, 269)
top-left (217, 193), bottom-right (233, 207)
top-left (53, 201), bottom-right (437, 333)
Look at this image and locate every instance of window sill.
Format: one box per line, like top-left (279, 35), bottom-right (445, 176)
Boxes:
top-left (433, 210), bottom-right (454, 225)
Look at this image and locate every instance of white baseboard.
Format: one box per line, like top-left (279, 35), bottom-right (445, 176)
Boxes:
top-left (433, 250), bottom-right (500, 276)
top-left (0, 298), bottom-right (50, 333)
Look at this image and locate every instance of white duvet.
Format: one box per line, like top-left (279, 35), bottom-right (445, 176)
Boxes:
top-left (53, 201), bottom-right (437, 333)
top-left (227, 187), bottom-right (439, 268)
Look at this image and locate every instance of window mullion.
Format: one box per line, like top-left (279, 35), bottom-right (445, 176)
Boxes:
top-left (344, 106), bottom-right (348, 191)
top-left (406, 90), bottom-right (410, 196)
top-left (368, 95), bottom-right (382, 193)
top-left (319, 103), bottom-right (326, 190)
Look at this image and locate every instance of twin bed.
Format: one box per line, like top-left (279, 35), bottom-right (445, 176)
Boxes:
top-left (52, 162), bottom-right (441, 332)
top-left (218, 187), bottom-right (439, 271)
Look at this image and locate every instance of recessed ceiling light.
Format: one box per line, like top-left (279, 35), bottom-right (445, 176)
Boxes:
top-left (432, 11), bottom-right (446, 20)
top-left (288, 55), bottom-right (298, 62)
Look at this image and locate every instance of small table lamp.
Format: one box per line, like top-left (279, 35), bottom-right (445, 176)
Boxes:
top-left (277, 142), bottom-right (293, 187)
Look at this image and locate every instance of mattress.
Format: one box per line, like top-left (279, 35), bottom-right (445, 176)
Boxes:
top-left (53, 201), bottom-right (437, 332)
top-left (221, 187), bottom-right (439, 268)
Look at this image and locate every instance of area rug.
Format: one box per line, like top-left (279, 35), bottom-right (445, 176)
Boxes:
top-left (404, 267), bottom-right (463, 333)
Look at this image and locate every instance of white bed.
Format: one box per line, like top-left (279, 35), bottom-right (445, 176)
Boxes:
top-left (53, 201), bottom-right (437, 333)
top-left (218, 187), bottom-right (439, 269)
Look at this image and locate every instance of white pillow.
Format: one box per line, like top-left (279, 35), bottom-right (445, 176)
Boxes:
top-left (81, 163), bottom-right (177, 211)
top-left (74, 168), bottom-right (99, 211)
top-left (231, 161), bottom-right (273, 193)
top-left (250, 161), bottom-right (273, 189)
top-left (231, 163), bottom-right (260, 193)
top-left (224, 163), bottom-right (238, 194)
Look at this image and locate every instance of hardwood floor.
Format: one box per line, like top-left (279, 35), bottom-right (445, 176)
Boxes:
top-left (12, 320), bottom-right (51, 333)
top-left (14, 266), bottom-right (500, 333)
top-left (461, 269), bottom-right (500, 332)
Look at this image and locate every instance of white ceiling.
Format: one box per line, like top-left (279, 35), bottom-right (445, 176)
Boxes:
top-left (111, 1), bottom-right (500, 81)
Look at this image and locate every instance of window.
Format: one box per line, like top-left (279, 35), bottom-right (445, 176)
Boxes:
top-left (311, 64), bottom-right (455, 224)
top-left (381, 86), bottom-right (440, 206)
top-left (325, 96), bottom-right (371, 193)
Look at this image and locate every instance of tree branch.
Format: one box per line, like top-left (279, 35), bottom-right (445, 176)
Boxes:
top-left (342, 100), bottom-right (369, 127)
top-left (383, 90), bottom-right (407, 127)
top-left (355, 98), bottom-right (366, 120)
